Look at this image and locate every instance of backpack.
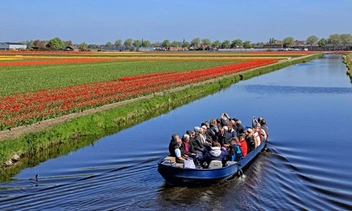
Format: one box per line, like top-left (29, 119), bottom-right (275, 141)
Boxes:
top-left (231, 144), bottom-right (243, 161)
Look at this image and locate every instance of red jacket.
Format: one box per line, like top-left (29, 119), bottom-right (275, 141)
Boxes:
top-left (238, 140), bottom-right (248, 157)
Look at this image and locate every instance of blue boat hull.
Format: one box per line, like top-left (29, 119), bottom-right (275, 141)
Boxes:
top-left (158, 140), bottom-right (266, 186)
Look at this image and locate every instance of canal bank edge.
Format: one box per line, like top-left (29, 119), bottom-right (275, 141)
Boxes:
top-left (0, 53), bottom-right (323, 169)
top-left (343, 53), bottom-right (352, 81)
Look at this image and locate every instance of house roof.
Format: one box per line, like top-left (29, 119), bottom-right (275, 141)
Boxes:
top-left (1, 42), bottom-right (26, 45)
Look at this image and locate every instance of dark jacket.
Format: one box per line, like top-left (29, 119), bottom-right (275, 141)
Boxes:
top-left (190, 136), bottom-right (202, 153)
top-left (168, 139), bottom-right (177, 156)
top-left (224, 129), bottom-right (237, 140)
top-left (202, 147), bottom-right (229, 165)
top-left (246, 135), bottom-right (255, 153)
top-left (217, 134), bottom-right (229, 146)
top-left (236, 123), bottom-right (245, 134)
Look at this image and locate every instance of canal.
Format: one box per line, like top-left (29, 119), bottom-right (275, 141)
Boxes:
top-left (1, 54), bottom-right (351, 210)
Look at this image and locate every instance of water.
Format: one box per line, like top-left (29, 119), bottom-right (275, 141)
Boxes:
top-left (1, 54), bottom-right (352, 210)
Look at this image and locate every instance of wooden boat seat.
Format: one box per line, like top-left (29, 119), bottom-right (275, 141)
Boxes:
top-left (175, 163), bottom-right (183, 168)
top-left (226, 161), bottom-right (237, 166)
top-left (208, 160), bottom-right (223, 169)
top-left (164, 156), bottom-right (176, 163)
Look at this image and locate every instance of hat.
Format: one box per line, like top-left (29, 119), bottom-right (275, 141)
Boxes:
top-left (247, 128), bottom-right (253, 133)
top-left (201, 125), bottom-right (207, 130)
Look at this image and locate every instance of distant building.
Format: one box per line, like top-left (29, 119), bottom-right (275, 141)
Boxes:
top-left (65, 45), bottom-right (80, 51)
top-left (0, 42), bottom-right (27, 50)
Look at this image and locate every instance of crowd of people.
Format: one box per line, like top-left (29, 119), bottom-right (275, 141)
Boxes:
top-left (168, 113), bottom-right (269, 169)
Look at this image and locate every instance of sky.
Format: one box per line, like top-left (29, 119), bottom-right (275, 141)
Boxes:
top-left (1, 0), bottom-right (351, 44)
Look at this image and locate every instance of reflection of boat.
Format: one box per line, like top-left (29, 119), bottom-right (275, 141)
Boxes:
top-left (158, 140), bottom-right (266, 186)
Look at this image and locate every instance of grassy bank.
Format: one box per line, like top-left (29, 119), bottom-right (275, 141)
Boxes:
top-left (0, 54), bottom-right (322, 174)
top-left (343, 53), bottom-right (352, 82)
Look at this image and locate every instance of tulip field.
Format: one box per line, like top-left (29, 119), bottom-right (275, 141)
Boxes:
top-left (0, 51), bottom-right (311, 130)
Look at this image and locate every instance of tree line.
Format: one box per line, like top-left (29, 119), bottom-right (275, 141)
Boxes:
top-left (22, 33), bottom-right (352, 51)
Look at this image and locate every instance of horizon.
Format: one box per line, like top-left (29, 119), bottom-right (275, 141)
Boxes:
top-left (1, 0), bottom-right (351, 44)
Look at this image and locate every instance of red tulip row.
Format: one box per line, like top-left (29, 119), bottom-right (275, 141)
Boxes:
top-left (119, 72), bottom-right (175, 81)
top-left (0, 59), bottom-right (277, 130)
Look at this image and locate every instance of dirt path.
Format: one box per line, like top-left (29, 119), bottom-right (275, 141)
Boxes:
top-left (0, 54), bottom-right (316, 141)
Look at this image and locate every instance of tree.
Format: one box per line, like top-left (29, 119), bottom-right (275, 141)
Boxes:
top-left (161, 40), bottom-right (170, 48)
top-left (268, 37), bottom-right (276, 45)
top-left (339, 34), bottom-right (352, 50)
top-left (106, 41), bottom-right (113, 47)
top-left (33, 40), bottom-right (40, 47)
top-left (124, 38), bottom-right (133, 48)
top-left (317, 38), bottom-right (327, 47)
top-left (38, 40), bottom-right (48, 50)
top-left (114, 39), bottom-right (122, 47)
top-left (63, 40), bottom-right (73, 47)
top-left (201, 38), bottom-right (211, 49)
top-left (142, 40), bottom-right (151, 47)
top-left (328, 34), bottom-right (341, 49)
top-left (221, 40), bottom-right (231, 49)
top-left (191, 38), bottom-right (200, 48)
top-left (231, 39), bottom-right (243, 48)
top-left (79, 42), bottom-right (88, 51)
top-left (282, 37), bottom-right (295, 47)
top-left (48, 37), bottom-right (64, 50)
top-left (211, 40), bottom-right (221, 48)
top-left (306, 35), bottom-right (319, 46)
top-left (133, 40), bottom-right (142, 48)
top-left (243, 40), bottom-right (252, 49)
top-left (170, 41), bottom-right (179, 48)
top-left (182, 41), bottom-right (190, 48)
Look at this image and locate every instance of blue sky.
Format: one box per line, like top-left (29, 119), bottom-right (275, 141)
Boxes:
top-left (1, 0), bottom-right (351, 44)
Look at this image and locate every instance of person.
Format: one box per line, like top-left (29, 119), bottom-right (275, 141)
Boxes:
top-left (182, 134), bottom-right (201, 167)
top-left (201, 125), bottom-right (213, 144)
top-left (187, 130), bottom-right (202, 154)
top-left (202, 142), bottom-right (228, 166)
top-left (235, 119), bottom-right (245, 134)
top-left (168, 134), bottom-right (179, 156)
top-left (224, 122), bottom-right (237, 140)
top-left (182, 134), bottom-right (196, 157)
top-left (260, 119), bottom-right (269, 138)
top-left (253, 124), bottom-right (265, 147)
top-left (173, 137), bottom-right (188, 163)
top-left (209, 118), bottom-right (219, 135)
top-left (245, 128), bottom-right (256, 153)
top-left (217, 127), bottom-right (229, 147)
top-left (252, 116), bottom-right (263, 128)
top-left (238, 134), bottom-right (248, 157)
top-left (229, 137), bottom-right (243, 161)
top-left (194, 126), bottom-right (206, 151)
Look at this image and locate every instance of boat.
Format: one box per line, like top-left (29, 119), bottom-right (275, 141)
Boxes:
top-left (158, 139), bottom-right (266, 186)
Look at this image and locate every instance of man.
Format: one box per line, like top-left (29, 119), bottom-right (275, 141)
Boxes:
top-left (168, 134), bottom-right (179, 155)
top-left (173, 136), bottom-right (188, 163)
top-left (260, 119), bottom-right (269, 138)
top-left (235, 119), bottom-right (245, 134)
top-left (217, 127), bottom-right (229, 147)
top-left (224, 121), bottom-right (237, 140)
top-left (245, 129), bottom-right (256, 153)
